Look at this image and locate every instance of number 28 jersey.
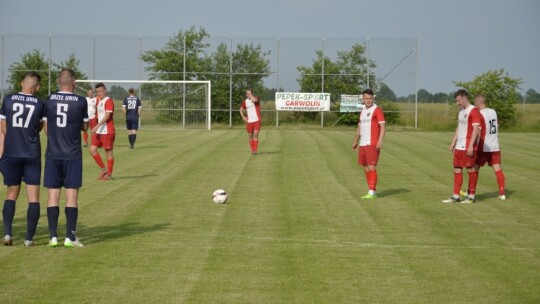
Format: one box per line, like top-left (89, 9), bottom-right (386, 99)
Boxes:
top-left (0, 93), bottom-right (45, 158)
top-left (43, 92), bottom-right (89, 160)
top-left (479, 108), bottom-right (500, 152)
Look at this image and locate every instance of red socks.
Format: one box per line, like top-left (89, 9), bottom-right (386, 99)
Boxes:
top-left (364, 170), bottom-right (377, 191)
top-left (495, 170), bottom-right (505, 195)
top-left (249, 140), bottom-right (259, 153)
top-left (107, 159), bottom-right (114, 176)
top-left (468, 171), bottom-right (478, 196)
top-left (453, 172), bottom-right (463, 196)
top-left (92, 154), bottom-right (105, 169)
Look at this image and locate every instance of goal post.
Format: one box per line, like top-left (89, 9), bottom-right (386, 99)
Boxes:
top-left (75, 80), bottom-right (212, 130)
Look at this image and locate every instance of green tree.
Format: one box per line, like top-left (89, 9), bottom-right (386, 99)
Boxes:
top-left (8, 49), bottom-right (50, 99)
top-left (454, 69), bottom-right (521, 126)
top-left (377, 83), bottom-right (396, 101)
top-left (432, 92), bottom-right (448, 103)
top-left (417, 89), bottom-right (433, 102)
top-left (108, 85), bottom-right (129, 101)
top-left (297, 44), bottom-right (376, 122)
top-left (54, 53), bottom-right (90, 91)
top-left (525, 89), bottom-right (540, 104)
top-left (207, 42), bottom-right (271, 123)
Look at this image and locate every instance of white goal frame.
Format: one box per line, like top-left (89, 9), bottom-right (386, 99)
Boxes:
top-left (76, 80), bottom-right (212, 130)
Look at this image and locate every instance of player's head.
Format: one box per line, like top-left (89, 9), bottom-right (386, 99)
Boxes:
top-left (87, 88), bottom-right (94, 98)
top-left (20, 71), bottom-right (41, 94)
top-left (246, 88), bottom-right (255, 99)
top-left (474, 94), bottom-right (487, 109)
top-left (362, 88), bottom-right (375, 107)
top-left (95, 82), bottom-right (107, 99)
top-left (454, 89), bottom-right (469, 108)
top-left (57, 68), bottom-right (76, 92)
top-left (128, 88), bottom-right (135, 96)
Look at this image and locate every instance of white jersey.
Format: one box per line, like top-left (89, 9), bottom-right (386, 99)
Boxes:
top-left (86, 96), bottom-right (97, 119)
top-left (243, 98), bottom-right (260, 123)
top-left (455, 105), bottom-right (481, 151)
top-left (480, 108), bottom-right (500, 152)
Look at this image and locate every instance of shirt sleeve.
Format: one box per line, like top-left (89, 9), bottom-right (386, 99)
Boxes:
top-left (241, 100), bottom-right (246, 109)
top-left (471, 108), bottom-right (481, 125)
top-left (0, 98), bottom-right (6, 119)
top-left (105, 98), bottom-right (114, 112)
top-left (375, 107), bottom-right (386, 124)
top-left (122, 98), bottom-right (127, 107)
top-left (137, 98), bottom-right (142, 108)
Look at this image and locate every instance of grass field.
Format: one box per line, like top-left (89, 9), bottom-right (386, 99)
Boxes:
top-left (1, 129), bottom-right (539, 303)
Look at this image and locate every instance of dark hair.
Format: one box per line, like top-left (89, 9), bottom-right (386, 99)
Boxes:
top-left (454, 89), bottom-right (469, 98)
top-left (362, 88), bottom-right (374, 96)
top-left (25, 71), bottom-right (41, 83)
top-left (128, 88), bottom-right (135, 94)
top-left (95, 82), bottom-right (106, 90)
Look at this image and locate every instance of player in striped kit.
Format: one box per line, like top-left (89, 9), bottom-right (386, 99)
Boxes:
top-left (473, 95), bottom-right (506, 200)
top-left (239, 89), bottom-right (261, 154)
top-left (352, 89), bottom-right (386, 199)
top-left (82, 88), bottom-right (97, 147)
top-left (442, 89), bottom-right (481, 204)
top-left (90, 83), bottom-right (115, 180)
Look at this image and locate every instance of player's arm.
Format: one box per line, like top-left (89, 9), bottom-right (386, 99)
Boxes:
top-left (376, 122), bottom-right (386, 150)
top-left (0, 119), bottom-right (6, 136)
top-left (239, 104), bottom-right (247, 122)
top-left (468, 124), bottom-right (480, 157)
top-left (450, 126), bottom-right (458, 152)
top-left (122, 101), bottom-right (127, 115)
top-left (0, 120), bottom-right (4, 157)
top-left (92, 112), bottom-right (111, 132)
top-left (81, 121), bottom-right (89, 132)
top-left (252, 95), bottom-right (260, 103)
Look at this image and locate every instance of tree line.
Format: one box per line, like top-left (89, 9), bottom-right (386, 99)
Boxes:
top-left (4, 26), bottom-right (536, 127)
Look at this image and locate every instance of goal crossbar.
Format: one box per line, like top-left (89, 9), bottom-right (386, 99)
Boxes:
top-left (77, 80), bottom-right (212, 130)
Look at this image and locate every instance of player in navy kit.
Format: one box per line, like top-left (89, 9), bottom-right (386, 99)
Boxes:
top-left (43, 68), bottom-right (89, 248)
top-left (0, 72), bottom-right (45, 246)
top-left (122, 88), bottom-right (142, 149)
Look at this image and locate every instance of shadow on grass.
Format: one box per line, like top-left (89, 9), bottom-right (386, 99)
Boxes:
top-left (378, 188), bottom-right (411, 197)
top-left (127, 145), bottom-right (169, 150)
top-left (256, 151), bottom-right (281, 155)
top-left (476, 189), bottom-right (514, 201)
top-left (113, 174), bottom-right (159, 180)
top-left (76, 222), bottom-right (170, 245)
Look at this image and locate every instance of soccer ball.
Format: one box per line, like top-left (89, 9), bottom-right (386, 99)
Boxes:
top-left (212, 189), bottom-right (228, 204)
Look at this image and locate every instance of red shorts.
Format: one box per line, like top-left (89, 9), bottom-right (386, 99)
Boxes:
top-left (477, 151), bottom-right (501, 167)
top-left (453, 149), bottom-right (477, 168)
top-left (92, 133), bottom-right (115, 150)
top-left (358, 145), bottom-right (380, 166)
top-left (89, 118), bottom-right (98, 129)
top-left (246, 121), bottom-right (261, 133)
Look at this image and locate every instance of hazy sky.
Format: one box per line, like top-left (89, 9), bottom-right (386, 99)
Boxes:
top-left (1, 0), bottom-right (539, 94)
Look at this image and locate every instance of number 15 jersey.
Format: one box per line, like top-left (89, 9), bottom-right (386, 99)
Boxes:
top-left (479, 108), bottom-right (500, 152)
top-left (44, 92), bottom-right (88, 160)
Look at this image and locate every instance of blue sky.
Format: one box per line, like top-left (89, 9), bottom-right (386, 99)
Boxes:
top-left (1, 0), bottom-right (539, 94)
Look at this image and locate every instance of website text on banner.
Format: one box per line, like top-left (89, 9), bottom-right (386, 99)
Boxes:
top-left (339, 94), bottom-right (365, 113)
top-left (275, 92), bottom-right (331, 111)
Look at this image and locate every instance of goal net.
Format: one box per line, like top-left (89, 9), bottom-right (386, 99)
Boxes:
top-left (75, 80), bottom-right (212, 130)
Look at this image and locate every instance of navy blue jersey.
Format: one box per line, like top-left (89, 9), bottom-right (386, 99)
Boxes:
top-left (0, 93), bottom-right (44, 158)
top-left (123, 96), bottom-right (142, 120)
top-left (44, 92), bottom-right (88, 160)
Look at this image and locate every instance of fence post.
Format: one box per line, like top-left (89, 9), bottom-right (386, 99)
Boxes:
top-left (229, 37), bottom-right (233, 127)
top-left (0, 34), bottom-right (4, 102)
top-left (48, 34), bottom-right (52, 95)
top-left (276, 37), bottom-right (280, 128)
top-left (182, 35), bottom-right (186, 128)
top-left (321, 37), bottom-right (325, 128)
top-left (415, 38), bottom-right (419, 129)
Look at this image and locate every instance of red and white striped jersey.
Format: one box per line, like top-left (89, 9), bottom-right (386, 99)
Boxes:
top-left (241, 98), bottom-right (261, 123)
top-left (96, 96), bottom-right (115, 134)
top-left (455, 105), bottom-right (481, 151)
top-left (358, 105), bottom-right (385, 146)
top-left (479, 108), bottom-right (500, 152)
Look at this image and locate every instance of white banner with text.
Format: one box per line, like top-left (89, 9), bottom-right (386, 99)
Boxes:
top-left (275, 92), bottom-right (331, 111)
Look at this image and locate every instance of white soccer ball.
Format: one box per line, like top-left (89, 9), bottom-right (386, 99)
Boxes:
top-left (212, 189), bottom-right (228, 204)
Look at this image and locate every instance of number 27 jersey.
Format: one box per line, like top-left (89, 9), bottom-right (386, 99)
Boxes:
top-left (43, 92), bottom-right (89, 160)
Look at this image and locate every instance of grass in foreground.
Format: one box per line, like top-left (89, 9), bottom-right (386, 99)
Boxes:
top-left (0, 130), bottom-right (539, 303)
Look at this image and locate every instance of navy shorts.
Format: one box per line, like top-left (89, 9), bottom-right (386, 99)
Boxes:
top-left (44, 158), bottom-right (83, 189)
top-left (126, 119), bottom-right (139, 130)
top-left (0, 155), bottom-right (41, 186)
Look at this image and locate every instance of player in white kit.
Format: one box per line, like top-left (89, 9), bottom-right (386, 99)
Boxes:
top-left (473, 95), bottom-right (506, 200)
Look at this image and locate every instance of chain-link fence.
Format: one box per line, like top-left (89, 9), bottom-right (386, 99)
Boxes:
top-left (0, 34), bottom-right (418, 128)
